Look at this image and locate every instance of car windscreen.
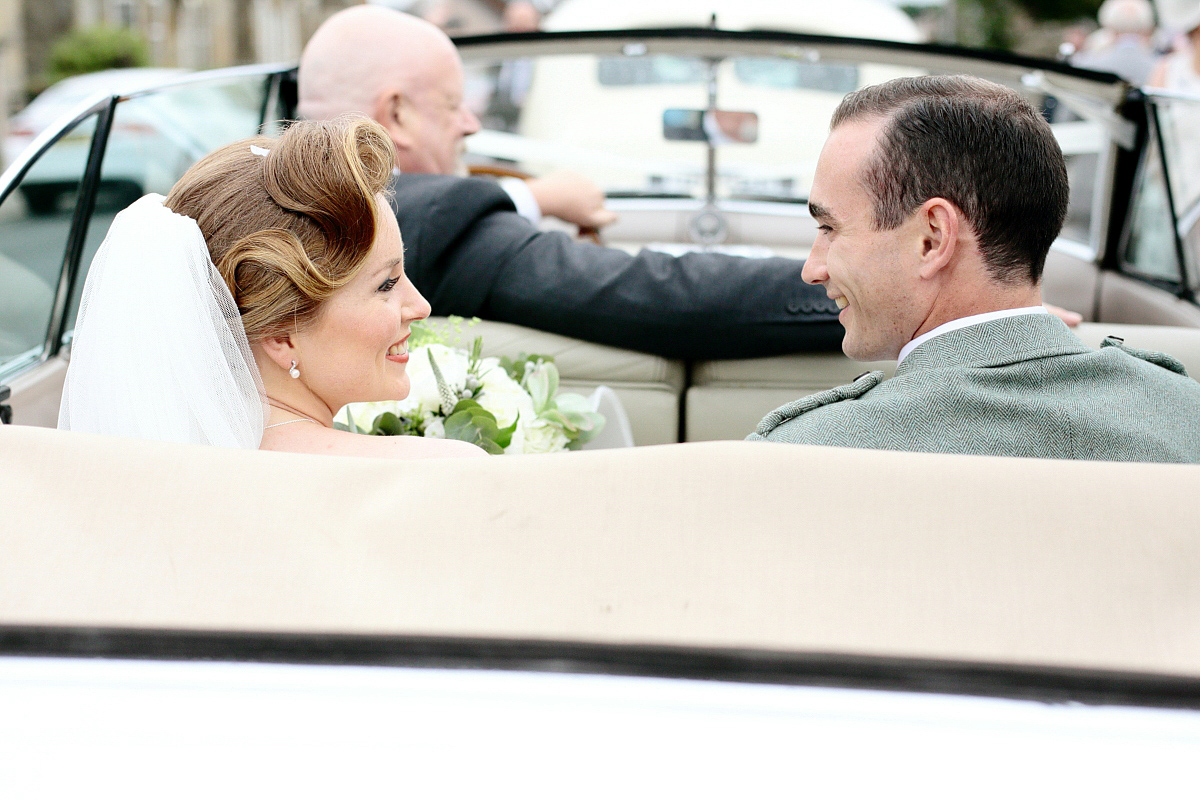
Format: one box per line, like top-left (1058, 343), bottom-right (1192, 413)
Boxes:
top-left (459, 35), bottom-right (1121, 252)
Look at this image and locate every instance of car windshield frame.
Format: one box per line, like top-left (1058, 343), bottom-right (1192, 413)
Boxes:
top-left (451, 27), bottom-right (1127, 100)
top-left (1140, 87), bottom-right (1200, 294)
top-left (452, 27), bottom-right (1133, 260)
top-left (0, 29), bottom-right (1174, 387)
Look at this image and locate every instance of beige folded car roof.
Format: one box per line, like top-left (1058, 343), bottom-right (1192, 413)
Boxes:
top-left (3, 423), bottom-right (1199, 678)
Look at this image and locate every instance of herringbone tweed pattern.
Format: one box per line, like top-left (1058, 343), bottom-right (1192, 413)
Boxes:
top-left (749, 313), bottom-right (1200, 462)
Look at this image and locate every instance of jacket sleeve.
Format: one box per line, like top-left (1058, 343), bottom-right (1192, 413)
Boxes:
top-left (392, 174), bottom-right (844, 360)
top-left (479, 215), bottom-right (844, 360)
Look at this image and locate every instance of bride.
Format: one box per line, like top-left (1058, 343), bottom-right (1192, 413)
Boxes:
top-left (59, 117), bottom-right (482, 459)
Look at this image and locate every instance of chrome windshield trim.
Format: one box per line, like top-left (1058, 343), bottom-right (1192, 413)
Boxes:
top-left (1089, 138), bottom-right (1119, 259)
top-left (0, 97), bottom-right (110, 205)
top-left (1023, 71), bottom-right (1136, 150)
top-left (109, 61), bottom-right (292, 102)
top-left (1141, 86), bottom-right (1200, 103)
top-left (0, 349), bottom-right (43, 384)
top-left (1179, 200), bottom-right (1200, 240)
top-left (40, 100), bottom-right (116, 359)
top-left (454, 28), bottom-right (1127, 102)
top-left (604, 196), bottom-right (812, 216)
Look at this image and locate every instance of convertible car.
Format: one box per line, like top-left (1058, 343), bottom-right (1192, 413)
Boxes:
top-left (1, 27), bottom-right (1200, 790)
top-left (2, 26), bottom-right (1200, 443)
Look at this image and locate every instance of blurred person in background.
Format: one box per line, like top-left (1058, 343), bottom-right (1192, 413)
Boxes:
top-left (1071, 0), bottom-right (1158, 84)
top-left (503, 0), bottom-right (542, 31)
top-left (1148, 4), bottom-right (1200, 92)
top-left (1058, 23), bottom-right (1095, 61)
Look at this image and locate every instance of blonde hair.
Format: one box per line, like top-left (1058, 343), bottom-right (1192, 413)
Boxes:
top-left (164, 116), bottom-right (395, 342)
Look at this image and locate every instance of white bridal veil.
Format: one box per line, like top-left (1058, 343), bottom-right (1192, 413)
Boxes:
top-left (58, 194), bottom-right (266, 448)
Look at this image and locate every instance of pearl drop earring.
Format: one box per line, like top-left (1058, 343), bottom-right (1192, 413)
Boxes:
top-left (289, 360), bottom-right (300, 379)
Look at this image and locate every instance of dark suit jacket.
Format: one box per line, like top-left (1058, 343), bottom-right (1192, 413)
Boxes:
top-left (387, 173), bottom-right (843, 360)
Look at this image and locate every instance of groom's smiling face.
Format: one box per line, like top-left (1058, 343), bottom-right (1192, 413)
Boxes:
top-left (801, 117), bottom-right (932, 362)
top-left (290, 198), bottom-right (431, 413)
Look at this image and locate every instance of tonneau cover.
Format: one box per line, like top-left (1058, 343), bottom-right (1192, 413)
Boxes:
top-left (2, 424), bottom-right (1199, 676)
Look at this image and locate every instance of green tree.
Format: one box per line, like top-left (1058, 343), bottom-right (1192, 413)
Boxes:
top-left (43, 26), bottom-right (149, 86)
top-left (1012, 0), bottom-right (1103, 20)
top-left (957, 0), bottom-right (1104, 50)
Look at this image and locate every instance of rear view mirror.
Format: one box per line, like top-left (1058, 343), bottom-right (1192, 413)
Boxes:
top-left (662, 109), bottom-right (759, 145)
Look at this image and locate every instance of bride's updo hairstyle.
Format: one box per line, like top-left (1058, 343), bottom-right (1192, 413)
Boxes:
top-left (164, 116), bottom-right (394, 341)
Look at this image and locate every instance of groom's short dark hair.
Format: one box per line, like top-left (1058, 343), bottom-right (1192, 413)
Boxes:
top-left (831, 75), bottom-right (1069, 286)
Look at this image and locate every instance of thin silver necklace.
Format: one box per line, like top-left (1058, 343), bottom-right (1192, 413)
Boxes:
top-left (264, 417), bottom-right (319, 430)
top-left (265, 398), bottom-right (326, 430)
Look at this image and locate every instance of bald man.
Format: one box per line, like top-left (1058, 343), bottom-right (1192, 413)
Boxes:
top-left (296, 5), bottom-right (845, 359)
top-left (298, 6), bottom-right (607, 227)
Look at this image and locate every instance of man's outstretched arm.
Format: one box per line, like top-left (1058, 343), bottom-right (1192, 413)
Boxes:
top-left (462, 212), bottom-right (842, 360)
top-left (392, 173), bottom-right (842, 360)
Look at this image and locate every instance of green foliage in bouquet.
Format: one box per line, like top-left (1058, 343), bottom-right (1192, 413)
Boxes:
top-left (502, 352), bottom-right (604, 451)
top-left (341, 317), bottom-right (605, 454)
top-left (408, 315), bottom-right (473, 350)
top-left (423, 336), bottom-right (516, 454)
top-left (442, 398), bottom-right (517, 455)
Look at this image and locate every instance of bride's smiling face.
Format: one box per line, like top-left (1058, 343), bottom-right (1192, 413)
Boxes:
top-left (290, 197), bottom-right (430, 412)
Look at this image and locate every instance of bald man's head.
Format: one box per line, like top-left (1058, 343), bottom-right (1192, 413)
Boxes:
top-left (299, 5), bottom-right (480, 175)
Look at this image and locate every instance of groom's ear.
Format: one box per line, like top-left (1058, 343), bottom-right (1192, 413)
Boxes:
top-left (259, 334), bottom-right (295, 373)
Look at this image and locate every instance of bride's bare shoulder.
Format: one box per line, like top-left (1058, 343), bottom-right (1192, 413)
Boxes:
top-left (260, 426), bottom-right (486, 459)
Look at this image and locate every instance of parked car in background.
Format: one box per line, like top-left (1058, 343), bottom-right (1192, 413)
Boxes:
top-left (4, 67), bottom-right (267, 217)
top-left (3, 69), bottom-right (188, 214)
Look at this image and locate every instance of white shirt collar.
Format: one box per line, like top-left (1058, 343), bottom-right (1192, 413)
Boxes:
top-left (896, 306), bottom-right (1049, 365)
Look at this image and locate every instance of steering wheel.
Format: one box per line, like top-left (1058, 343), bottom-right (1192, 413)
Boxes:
top-left (468, 164), bottom-right (603, 244)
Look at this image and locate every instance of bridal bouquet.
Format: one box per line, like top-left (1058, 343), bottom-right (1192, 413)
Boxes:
top-left (337, 318), bottom-right (605, 454)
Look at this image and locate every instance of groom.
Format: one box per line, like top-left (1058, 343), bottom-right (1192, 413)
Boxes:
top-left (750, 75), bottom-right (1200, 462)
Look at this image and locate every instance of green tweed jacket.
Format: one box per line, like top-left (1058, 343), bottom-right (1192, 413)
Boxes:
top-left (748, 313), bottom-right (1200, 462)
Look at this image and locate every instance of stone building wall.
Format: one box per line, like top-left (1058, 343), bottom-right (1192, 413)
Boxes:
top-left (69, 0), bottom-right (358, 70)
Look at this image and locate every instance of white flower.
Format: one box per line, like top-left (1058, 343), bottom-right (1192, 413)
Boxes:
top-left (405, 344), bottom-right (470, 415)
top-left (522, 419), bottom-right (570, 454)
top-left (477, 363), bottom-right (534, 429)
top-left (504, 423), bottom-right (526, 455)
top-left (423, 417), bottom-right (446, 438)
top-left (337, 400), bottom-right (412, 432)
top-left (474, 363), bottom-right (536, 454)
